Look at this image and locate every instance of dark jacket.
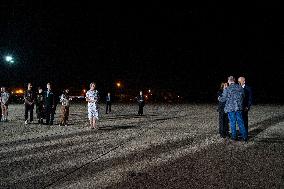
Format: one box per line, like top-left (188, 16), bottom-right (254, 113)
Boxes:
top-left (106, 96), bottom-right (111, 102)
top-left (217, 90), bottom-right (226, 112)
top-left (243, 85), bottom-right (253, 110)
top-left (24, 90), bottom-right (35, 105)
top-left (44, 90), bottom-right (55, 107)
top-left (137, 95), bottom-right (145, 106)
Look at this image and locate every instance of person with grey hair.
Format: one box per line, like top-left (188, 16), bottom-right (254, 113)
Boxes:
top-left (218, 76), bottom-right (247, 141)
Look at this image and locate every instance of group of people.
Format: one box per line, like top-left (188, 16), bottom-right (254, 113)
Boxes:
top-left (217, 76), bottom-right (253, 141)
top-left (0, 82), bottom-right (146, 129)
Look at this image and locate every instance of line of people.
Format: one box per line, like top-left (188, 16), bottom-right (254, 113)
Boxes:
top-left (0, 82), bottom-right (146, 129)
top-left (217, 76), bottom-right (253, 142)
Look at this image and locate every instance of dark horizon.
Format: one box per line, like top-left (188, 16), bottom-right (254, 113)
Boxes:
top-left (1, 4), bottom-right (283, 103)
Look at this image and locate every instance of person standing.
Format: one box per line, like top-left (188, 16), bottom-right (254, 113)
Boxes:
top-left (24, 83), bottom-right (35, 124)
top-left (44, 83), bottom-right (55, 125)
top-left (0, 87), bottom-right (10, 122)
top-left (59, 89), bottom-right (71, 126)
top-left (36, 87), bottom-right (45, 124)
top-left (105, 92), bottom-right (111, 114)
top-left (136, 91), bottom-right (145, 116)
top-left (217, 82), bottom-right (229, 138)
top-left (238, 76), bottom-right (253, 134)
top-left (86, 82), bottom-right (99, 129)
top-left (218, 76), bottom-right (247, 141)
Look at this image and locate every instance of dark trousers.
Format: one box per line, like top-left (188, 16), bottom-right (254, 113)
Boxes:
top-left (219, 112), bottom-right (229, 137)
top-left (25, 104), bottom-right (34, 122)
top-left (45, 106), bottom-right (55, 125)
top-left (242, 110), bottom-right (249, 134)
top-left (138, 104), bottom-right (144, 115)
top-left (106, 102), bottom-right (111, 113)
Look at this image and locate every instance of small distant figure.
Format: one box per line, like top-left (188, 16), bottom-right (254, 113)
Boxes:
top-left (36, 87), bottom-right (45, 124)
top-left (219, 76), bottom-right (247, 141)
top-left (24, 83), bottom-right (35, 125)
top-left (86, 82), bottom-right (99, 129)
top-left (59, 89), bottom-right (71, 126)
top-left (217, 82), bottom-right (229, 138)
top-left (238, 76), bottom-right (253, 134)
top-left (136, 91), bottom-right (145, 116)
top-left (105, 92), bottom-right (111, 114)
top-left (44, 83), bottom-right (55, 125)
top-left (0, 87), bottom-right (10, 122)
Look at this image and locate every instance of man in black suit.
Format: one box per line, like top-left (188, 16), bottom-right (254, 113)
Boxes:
top-left (44, 83), bottom-right (55, 125)
top-left (136, 91), bottom-right (145, 116)
top-left (105, 92), bottom-right (111, 114)
top-left (238, 77), bottom-right (253, 134)
top-left (24, 83), bottom-right (35, 124)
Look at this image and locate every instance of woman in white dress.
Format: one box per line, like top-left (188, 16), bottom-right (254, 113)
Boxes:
top-left (86, 82), bottom-right (99, 129)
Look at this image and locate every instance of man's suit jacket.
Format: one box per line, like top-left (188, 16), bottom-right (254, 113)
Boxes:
top-left (243, 85), bottom-right (253, 110)
top-left (44, 90), bottom-right (55, 108)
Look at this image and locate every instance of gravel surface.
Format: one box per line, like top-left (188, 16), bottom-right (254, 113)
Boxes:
top-left (0, 103), bottom-right (283, 189)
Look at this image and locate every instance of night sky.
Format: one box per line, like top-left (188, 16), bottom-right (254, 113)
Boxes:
top-left (0, 3), bottom-right (283, 102)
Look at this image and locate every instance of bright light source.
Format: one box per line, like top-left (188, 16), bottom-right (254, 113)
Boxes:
top-left (83, 89), bottom-right (86, 93)
top-left (4, 55), bottom-right (15, 64)
top-left (5, 56), bottom-right (13, 62)
top-left (116, 82), bottom-right (121, 87)
top-left (148, 89), bottom-right (151, 93)
top-left (15, 89), bottom-right (24, 94)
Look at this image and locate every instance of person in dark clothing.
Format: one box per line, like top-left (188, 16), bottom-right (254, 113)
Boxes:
top-left (238, 77), bottom-right (253, 134)
top-left (36, 87), bottom-right (45, 124)
top-left (136, 91), bottom-right (145, 116)
top-left (217, 82), bottom-right (229, 138)
top-left (24, 83), bottom-right (35, 124)
top-left (44, 83), bottom-right (55, 125)
top-left (59, 89), bottom-right (71, 126)
top-left (105, 92), bottom-right (111, 114)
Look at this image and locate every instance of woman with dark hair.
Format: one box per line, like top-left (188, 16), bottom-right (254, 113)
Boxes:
top-left (217, 82), bottom-right (229, 138)
top-left (36, 87), bottom-right (45, 124)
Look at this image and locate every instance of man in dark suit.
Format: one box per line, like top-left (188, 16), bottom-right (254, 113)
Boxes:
top-left (136, 91), bottom-right (145, 116)
top-left (44, 83), bottom-right (55, 125)
top-left (238, 77), bottom-right (253, 134)
top-left (24, 83), bottom-right (35, 124)
top-left (105, 92), bottom-right (111, 114)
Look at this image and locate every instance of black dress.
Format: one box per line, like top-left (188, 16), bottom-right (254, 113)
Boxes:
top-left (217, 90), bottom-right (229, 138)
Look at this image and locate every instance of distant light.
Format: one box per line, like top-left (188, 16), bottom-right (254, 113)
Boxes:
top-left (4, 55), bottom-right (15, 64)
top-left (5, 56), bottom-right (13, 62)
top-left (15, 89), bottom-right (24, 94)
top-left (148, 89), bottom-right (151, 93)
top-left (83, 89), bottom-right (86, 93)
top-left (178, 96), bottom-right (180, 98)
top-left (145, 95), bottom-right (148, 98)
top-left (116, 82), bottom-right (121, 87)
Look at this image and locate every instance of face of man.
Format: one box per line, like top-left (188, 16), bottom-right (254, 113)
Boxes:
top-left (39, 89), bottom-right (43, 93)
top-left (47, 84), bottom-right (51, 90)
top-left (28, 84), bottom-right (32, 90)
top-left (0, 88), bottom-right (3, 92)
top-left (140, 91), bottom-right (143, 96)
top-left (108, 93), bottom-right (110, 96)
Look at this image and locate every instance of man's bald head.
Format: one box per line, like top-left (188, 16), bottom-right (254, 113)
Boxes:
top-left (238, 77), bottom-right (246, 86)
